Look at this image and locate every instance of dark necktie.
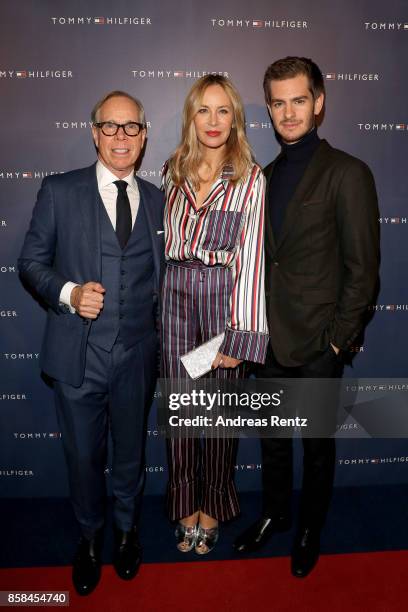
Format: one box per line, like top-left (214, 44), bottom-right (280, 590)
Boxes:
top-left (114, 180), bottom-right (132, 249)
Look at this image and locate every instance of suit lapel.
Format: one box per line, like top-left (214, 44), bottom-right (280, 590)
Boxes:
top-left (264, 154), bottom-right (282, 253)
top-left (78, 164), bottom-right (101, 280)
top-left (273, 140), bottom-right (329, 252)
top-left (76, 169), bottom-right (162, 286)
top-left (136, 178), bottom-right (161, 289)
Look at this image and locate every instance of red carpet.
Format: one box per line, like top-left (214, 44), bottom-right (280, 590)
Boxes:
top-left (0, 551), bottom-right (406, 611)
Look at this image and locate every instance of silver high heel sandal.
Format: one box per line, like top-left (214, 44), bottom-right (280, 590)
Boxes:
top-left (175, 523), bottom-right (198, 553)
top-left (195, 525), bottom-right (219, 555)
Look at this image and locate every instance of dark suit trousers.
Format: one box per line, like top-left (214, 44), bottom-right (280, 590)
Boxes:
top-left (259, 345), bottom-right (344, 529)
top-left (54, 333), bottom-right (157, 538)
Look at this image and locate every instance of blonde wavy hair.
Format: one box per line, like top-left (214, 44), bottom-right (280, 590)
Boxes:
top-left (169, 75), bottom-right (254, 189)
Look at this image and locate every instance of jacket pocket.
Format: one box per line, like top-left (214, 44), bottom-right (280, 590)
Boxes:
top-left (201, 210), bottom-right (244, 252)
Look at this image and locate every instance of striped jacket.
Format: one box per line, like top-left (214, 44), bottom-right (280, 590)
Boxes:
top-left (161, 162), bottom-right (269, 363)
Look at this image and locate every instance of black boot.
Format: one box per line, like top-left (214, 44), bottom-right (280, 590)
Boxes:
top-left (291, 526), bottom-right (321, 578)
top-left (113, 527), bottom-right (142, 580)
top-left (72, 531), bottom-right (102, 596)
top-left (233, 516), bottom-right (291, 553)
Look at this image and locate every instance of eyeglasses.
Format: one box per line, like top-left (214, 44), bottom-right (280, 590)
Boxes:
top-left (93, 121), bottom-right (145, 136)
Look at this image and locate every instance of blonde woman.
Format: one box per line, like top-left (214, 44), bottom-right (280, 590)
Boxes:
top-left (161, 75), bottom-right (268, 553)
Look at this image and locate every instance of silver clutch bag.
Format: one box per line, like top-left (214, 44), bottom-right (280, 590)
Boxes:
top-left (180, 333), bottom-right (225, 379)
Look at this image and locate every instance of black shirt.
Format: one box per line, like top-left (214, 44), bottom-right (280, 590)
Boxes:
top-left (268, 128), bottom-right (320, 240)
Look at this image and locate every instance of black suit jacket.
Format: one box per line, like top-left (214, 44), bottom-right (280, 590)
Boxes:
top-left (264, 139), bottom-right (379, 367)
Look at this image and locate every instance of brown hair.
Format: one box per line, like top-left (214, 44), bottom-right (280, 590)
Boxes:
top-left (91, 90), bottom-right (146, 125)
top-left (263, 57), bottom-right (325, 105)
top-left (169, 75), bottom-right (253, 189)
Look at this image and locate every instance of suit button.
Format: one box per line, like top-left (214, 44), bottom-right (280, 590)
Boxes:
top-left (121, 270), bottom-right (126, 275)
top-left (120, 284), bottom-right (127, 290)
top-left (119, 314), bottom-right (124, 320)
top-left (120, 299), bottom-right (124, 305)
top-left (83, 319), bottom-right (90, 325)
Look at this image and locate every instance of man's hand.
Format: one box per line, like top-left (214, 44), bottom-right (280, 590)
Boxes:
top-left (70, 282), bottom-right (105, 319)
top-left (212, 352), bottom-right (243, 370)
top-left (330, 343), bottom-right (340, 355)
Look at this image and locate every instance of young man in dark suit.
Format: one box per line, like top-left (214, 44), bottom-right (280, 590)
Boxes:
top-left (234, 57), bottom-right (379, 577)
top-left (19, 91), bottom-right (164, 594)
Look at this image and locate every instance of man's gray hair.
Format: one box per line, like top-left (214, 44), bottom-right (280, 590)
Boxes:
top-left (91, 90), bottom-right (146, 125)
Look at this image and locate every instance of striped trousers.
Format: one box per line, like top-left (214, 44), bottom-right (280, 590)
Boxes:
top-left (162, 260), bottom-right (242, 521)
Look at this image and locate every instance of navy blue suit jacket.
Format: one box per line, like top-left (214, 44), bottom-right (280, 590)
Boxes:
top-left (18, 163), bottom-right (165, 386)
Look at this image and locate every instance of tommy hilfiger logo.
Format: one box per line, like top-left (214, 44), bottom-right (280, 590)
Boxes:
top-left (345, 383), bottom-right (408, 393)
top-left (358, 123), bottom-right (406, 131)
top-left (13, 432), bottom-right (61, 439)
top-left (136, 169), bottom-right (161, 179)
top-left (54, 121), bottom-right (152, 130)
top-left (0, 171), bottom-right (63, 179)
top-left (0, 70), bottom-right (73, 79)
top-left (131, 70), bottom-right (229, 79)
top-left (339, 456), bottom-right (408, 465)
top-left (349, 345), bottom-right (364, 353)
top-left (55, 121), bottom-right (152, 129)
top-left (379, 217), bottom-right (407, 224)
top-left (0, 470), bottom-right (34, 477)
top-left (325, 73), bottom-right (379, 81)
top-left (337, 422), bottom-right (360, 431)
top-left (104, 465), bottom-right (165, 475)
top-left (0, 394), bottom-right (27, 401)
top-left (364, 22), bottom-right (408, 31)
top-left (210, 18), bottom-right (308, 29)
top-left (247, 121), bottom-right (273, 129)
top-left (51, 16), bottom-right (151, 26)
top-left (2, 353), bottom-right (39, 359)
top-left (368, 304), bottom-right (408, 311)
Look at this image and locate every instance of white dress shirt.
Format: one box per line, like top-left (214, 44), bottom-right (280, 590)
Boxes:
top-left (59, 161), bottom-right (140, 311)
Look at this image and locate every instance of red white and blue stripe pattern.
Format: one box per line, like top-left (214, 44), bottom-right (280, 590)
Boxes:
top-left (161, 163), bottom-right (269, 363)
top-left (161, 260), bottom-right (242, 521)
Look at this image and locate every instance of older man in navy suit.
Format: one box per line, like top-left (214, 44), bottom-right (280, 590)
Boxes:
top-left (19, 91), bottom-right (164, 595)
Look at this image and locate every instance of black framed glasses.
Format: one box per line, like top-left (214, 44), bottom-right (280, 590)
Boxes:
top-left (93, 121), bottom-right (145, 136)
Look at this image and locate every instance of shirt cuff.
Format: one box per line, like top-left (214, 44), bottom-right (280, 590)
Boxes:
top-left (219, 328), bottom-right (269, 364)
top-left (59, 281), bottom-right (79, 314)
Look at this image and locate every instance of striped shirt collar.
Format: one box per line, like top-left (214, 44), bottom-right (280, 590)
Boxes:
top-left (182, 165), bottom-right (234, 206)
top-left (183, 178), bottom-right (226, 210)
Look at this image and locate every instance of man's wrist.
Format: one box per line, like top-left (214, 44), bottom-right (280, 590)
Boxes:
top-left (70, 285), bottom-right (81, 310)
top-left (330, 342), bottom-right (340, 355)
top-left (59, 281), bottom-right (79, 314)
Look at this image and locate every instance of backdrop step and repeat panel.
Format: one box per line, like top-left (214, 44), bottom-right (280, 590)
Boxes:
top-left (1, 0), bottom-right (407, 497)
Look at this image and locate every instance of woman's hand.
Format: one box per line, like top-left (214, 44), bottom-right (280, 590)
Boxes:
top-left (211, 352), bottom-right (242, 370)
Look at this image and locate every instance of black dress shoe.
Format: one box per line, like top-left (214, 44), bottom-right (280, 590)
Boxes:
top-left (113, 527), bottom-right (142, 580)
top-left (291, 527), bottom-right (320, 578)
top-left (72, 533), bottom-right (102, 596)
top-left (233, 516), bottom-right (291, 553)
